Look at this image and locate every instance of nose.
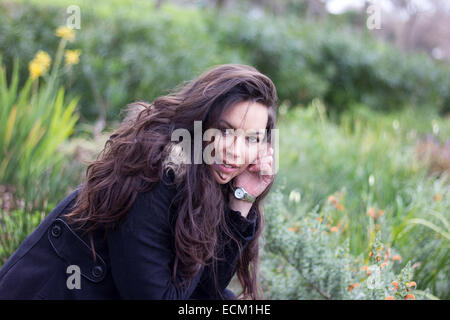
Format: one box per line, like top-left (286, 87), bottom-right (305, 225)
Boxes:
top-left (224, 134), bottom-right (246, 165)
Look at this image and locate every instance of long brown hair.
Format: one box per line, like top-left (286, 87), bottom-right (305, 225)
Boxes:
top-left (64, 64), bottom-right (278, 299)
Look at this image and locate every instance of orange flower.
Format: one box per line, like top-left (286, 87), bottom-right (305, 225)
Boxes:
top-left (433, 194), bottom-right (442, 202)
top-left (367, 207), bottom-right (385, 219)
top-left (391, 281), bottom-right (399, 290)
top-left (391, 255), bottom-right (402, 262)
top-left (288, 227), bottom-right (298, 232)
top-left (317, 217), bottom-right (323, 222)
top-left (367, 207), bottom-right (377, 219)
top-left (404, 294), bottom-right (415, 300)
top-left (347, 283), bottom-right (360, 292)
top-left (407, 281), bottom-right (417, 288)
top-left (369, 251), bottom-right (373, 257)
top-left (380, 262), bottom-right (387, 269)
top-left (329, 226), bottom-right (339, 233)
top-left (328, 195), bottom-right (337, 204)
top-left (361, 265), bottom-right (371, 276)
top-left (385, 296), bottom-right (396, 300)
top-left (335, 203), bottom-right (345, 211)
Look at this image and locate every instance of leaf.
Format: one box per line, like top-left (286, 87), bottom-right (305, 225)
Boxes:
top-left (4, 104), bottom-right (18, 149)
top-left (407, 218), bottom-right (450, 241)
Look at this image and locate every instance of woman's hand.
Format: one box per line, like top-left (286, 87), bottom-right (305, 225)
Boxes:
top-left (228, 142), bottom-right (275, 218)
top-left (232, 142), bottom-right (275, 198)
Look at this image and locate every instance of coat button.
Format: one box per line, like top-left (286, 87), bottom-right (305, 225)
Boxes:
top-left (51, 224), bottom-right (62, 238)
top-left (92, 265), bottom-right (104, 278)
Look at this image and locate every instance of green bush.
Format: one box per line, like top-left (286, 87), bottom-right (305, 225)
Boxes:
top-left (260, 188), bottom-right (433, 300)
top-left (209, 13), bottom-right (450, 116)
top-left (271, 101), bottom-right (449, 298)
top-left (1, 0), bottom-right (449, 124)
top-left (0, 1), bottom-right (246, 123)
top-left (0, 209), bottom-right (45, 265)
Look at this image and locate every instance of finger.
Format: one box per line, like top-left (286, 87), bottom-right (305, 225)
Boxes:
top-left (249, 143), bottom-right (274, 173)
top-left (260, 152), bottom-right (274, 163)
top-left (250, 153), bottom-right (273, 174)
top-left (258, 154), bottom-right (274, 168)
top-left (260, 162), bottom-right (273, 176)
top-left (257, 142), bottom-right (271, 159)
top-left (249, 156), bottom-right (268, 171)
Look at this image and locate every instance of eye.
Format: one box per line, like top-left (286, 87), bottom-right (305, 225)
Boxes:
top-left (221, 128), bottom-right (234, 136)
top-left (247, 136), bottom-right (260, 143)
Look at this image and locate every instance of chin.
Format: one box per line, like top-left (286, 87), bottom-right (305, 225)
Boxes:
top-left (210, 166), bottom-right (232, 184)
top-left (213, 171), bottom-right (232, 184)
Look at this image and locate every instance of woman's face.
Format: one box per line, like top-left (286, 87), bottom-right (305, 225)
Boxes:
top-left (209, 100), bottom-right (269, 184)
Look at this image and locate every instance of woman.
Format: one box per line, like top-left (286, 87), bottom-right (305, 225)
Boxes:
top-left (0, 64), bottom-right (278, 300)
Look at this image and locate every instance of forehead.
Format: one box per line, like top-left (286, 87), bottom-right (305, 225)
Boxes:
top-left (220, 101), bottom-right (268, 133)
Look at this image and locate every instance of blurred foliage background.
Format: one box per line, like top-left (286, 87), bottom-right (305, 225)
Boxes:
top-left (0, 0), bottom-right (448, 300)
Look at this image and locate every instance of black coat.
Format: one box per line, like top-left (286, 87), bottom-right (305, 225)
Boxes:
top-left (0, 169), bottom-right (258, 299)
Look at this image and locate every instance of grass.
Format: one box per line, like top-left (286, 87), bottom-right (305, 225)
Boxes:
top-left (266, 101), bottom-right (449, 298)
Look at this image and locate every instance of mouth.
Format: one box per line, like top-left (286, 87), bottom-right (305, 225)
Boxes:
top-left (222, 161), bottom-right (239, 168)
top-left (214, 163), bottom-right (239, 174)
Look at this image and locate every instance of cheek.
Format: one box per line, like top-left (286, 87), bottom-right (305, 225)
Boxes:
top-left (213, 138), bottom-right (224, 159)
top-left (214, 136), bottom-right (225, 150)
top-left (247, 146), bottom-right (259, 164)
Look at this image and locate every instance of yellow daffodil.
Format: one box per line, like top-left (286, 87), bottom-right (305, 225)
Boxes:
top-left (34, 50), bottom-right (51, 70)
top-left (29, 61), bottom-right (43, 80)
top-left (55, 26), bottom-right (75, 42)
top-left (28, 50), bottom-right (52, 80)
top-left (64, 49), bottom-right (81, 66)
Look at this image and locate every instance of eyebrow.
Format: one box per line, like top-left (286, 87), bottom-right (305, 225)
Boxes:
top-left (218, 120), bottom-right (265, 136)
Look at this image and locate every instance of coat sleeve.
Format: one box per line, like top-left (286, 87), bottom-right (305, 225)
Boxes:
top-left (106, 181), bottom-right (204, 299)
top-left (189, 205), bottom-right (258, 300)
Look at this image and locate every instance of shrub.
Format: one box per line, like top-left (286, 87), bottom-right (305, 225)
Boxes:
top-left (270, 102), bottom-right (449, 298)
top-left (1, 0), bottom-right (449, 124)
top-left (260, 188), bottom-right (432, 300)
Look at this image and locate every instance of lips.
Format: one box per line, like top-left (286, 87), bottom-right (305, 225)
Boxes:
top-left (222, 162), bottom-right (238, 168)
top-left (222, 160), bottom-right (239, 168)
top-left (215, 163), bottom-right (239, 174)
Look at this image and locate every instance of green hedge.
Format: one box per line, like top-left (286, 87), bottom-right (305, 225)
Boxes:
top-left (1, 0), bottom-right (449, 123)
top-left (209, 14), bottom-right (450, 116)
